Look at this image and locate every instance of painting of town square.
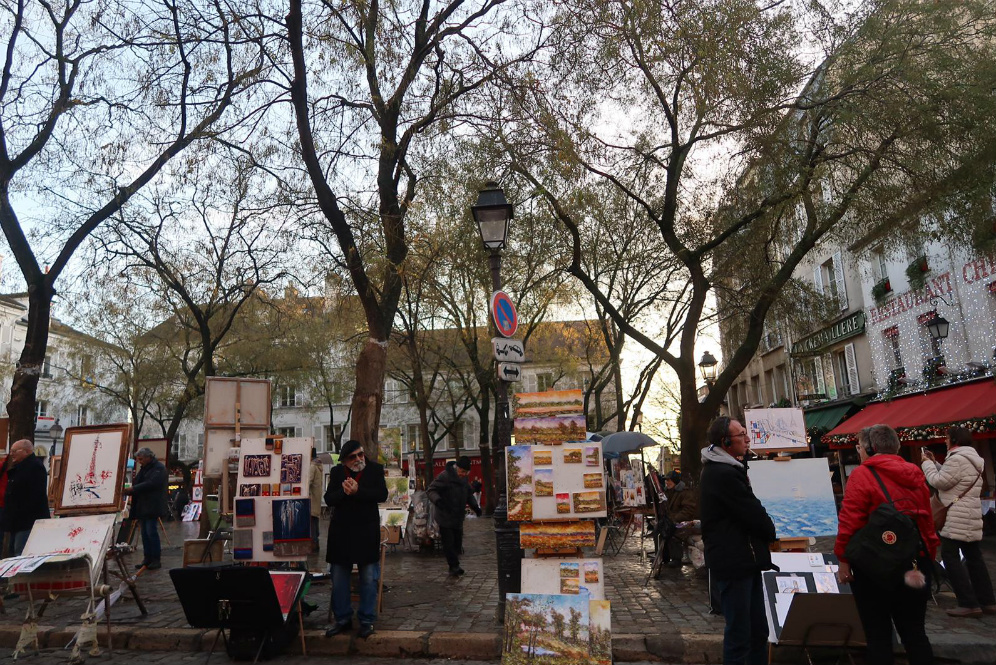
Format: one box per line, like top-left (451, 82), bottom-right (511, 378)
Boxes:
top-left (507, 445), bottom-right (534, 521)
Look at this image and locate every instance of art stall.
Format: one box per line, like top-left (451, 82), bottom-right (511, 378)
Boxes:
top-left (379, 427), bottom-right (409, 547)
top-left (0, 423), bottom-right (145, 661)
top-left (503, 388), bottom-right (612, 665)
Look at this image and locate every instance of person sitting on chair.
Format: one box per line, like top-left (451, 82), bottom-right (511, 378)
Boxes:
top-left (662, 470), bottom-right (697, 567)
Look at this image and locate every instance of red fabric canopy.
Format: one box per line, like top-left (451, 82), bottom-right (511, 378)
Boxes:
top-left (825, 380), bottom-right (996, 447)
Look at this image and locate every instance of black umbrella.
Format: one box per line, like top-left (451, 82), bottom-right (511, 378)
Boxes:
top-left (599, 431), bottom-right (658, 457)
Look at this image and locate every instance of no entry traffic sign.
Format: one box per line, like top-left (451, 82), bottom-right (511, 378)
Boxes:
top-left (490, 290), bottom-right (518, 338)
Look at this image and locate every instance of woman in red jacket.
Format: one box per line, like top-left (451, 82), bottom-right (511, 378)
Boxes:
top-left (834, 425), bottom-right (939, 665)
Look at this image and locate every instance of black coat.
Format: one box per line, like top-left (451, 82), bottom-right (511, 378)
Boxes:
top-left (325, 460), bottom-right (388, 565)
top-left (2, 454), bottom-right (50, 533)
top-left (131, 459), bottom-right (168, 520)
top-left (699, 455), bottom-right (776, 580)
top-left (427, 464), bottom-right (481, 529)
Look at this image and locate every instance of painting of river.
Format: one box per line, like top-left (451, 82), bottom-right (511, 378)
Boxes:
top-left (746, 458), bottom-right (838, 538)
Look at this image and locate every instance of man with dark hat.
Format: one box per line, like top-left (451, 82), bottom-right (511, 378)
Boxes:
top-left (324, 440), bottom-right (387, 639)
top-left (123, 447), bottom-right (169, 570)
top-left (428, 456), bottom-right (481, 576)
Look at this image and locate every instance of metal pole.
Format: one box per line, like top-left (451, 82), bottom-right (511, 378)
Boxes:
top-left (489, 250), bottom-right (522, 624)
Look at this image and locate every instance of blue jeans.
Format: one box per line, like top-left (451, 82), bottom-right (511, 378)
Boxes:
top-left (11, 530), bottom-right (30, 556)
top-left (716, 573), bottom-right (769, 665)
top-left (331, 562), bottom-right (379, 625)
top-left (139, 518), bottom-right (161, 562)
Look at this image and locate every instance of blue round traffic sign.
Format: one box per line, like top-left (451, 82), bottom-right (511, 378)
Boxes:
top-left (491, 291), bottom-right (518, 338)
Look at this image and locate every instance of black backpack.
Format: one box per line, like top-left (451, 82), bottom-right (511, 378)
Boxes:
top-left (844, 467), bottom-right (921, 583)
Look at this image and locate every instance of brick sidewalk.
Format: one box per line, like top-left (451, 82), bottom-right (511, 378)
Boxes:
top-left (1, 517), bottom-right (994, 663)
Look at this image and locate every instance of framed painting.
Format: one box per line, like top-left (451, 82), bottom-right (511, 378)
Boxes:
top-left (55, 424), bottom-right (131, 516)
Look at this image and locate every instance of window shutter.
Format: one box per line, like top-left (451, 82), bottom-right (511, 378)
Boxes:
top-left (833, 251), bottom-right (848, 310)
top-left (524, 372), bottom-right (537, 393)
top-left (821, 354), bottom-right (838, 400)
top-left (813, 356), bottom-right (826, 396)
top-left (844, 343), bottom-right (860, 395)
top-left (813, 265), bottom-right (824, 294)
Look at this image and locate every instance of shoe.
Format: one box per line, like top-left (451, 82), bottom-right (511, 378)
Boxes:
top-left (456, 567), bottom-right (465, 575)
top-left (981, 605), bottom-right (996, 615)
top-left (325, 621), bottom-right (352, 637)
top-left (946, 607), bottom-right (983, 618)
top-left (135, 562), bottom-right (149, 570)
top-left (145, 560), bottom-right (162, 570)
top-left (448, 567), bottom-right (461, 576)
top-left (358, 624), bottom-right (374, 639)
top-left (301, 600), bottom-right (318, 616)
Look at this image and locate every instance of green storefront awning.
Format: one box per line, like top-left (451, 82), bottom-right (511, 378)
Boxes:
top-left (805, 404), bottom-right (855, 432)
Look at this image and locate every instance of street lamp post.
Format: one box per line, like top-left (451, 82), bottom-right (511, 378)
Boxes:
top-left (471, 180), bottom-right (521, 624)
top-left (698, 350), bottom-right (718, 386)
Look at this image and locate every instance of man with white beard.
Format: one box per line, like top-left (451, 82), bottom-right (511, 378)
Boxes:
top-left (324, 439), bottom-right (387, 639)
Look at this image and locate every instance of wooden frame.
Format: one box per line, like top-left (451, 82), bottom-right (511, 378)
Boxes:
top-left (47, 455), bottom-right (62, 502)
top-left (55, 424), bottom-right (131, 516)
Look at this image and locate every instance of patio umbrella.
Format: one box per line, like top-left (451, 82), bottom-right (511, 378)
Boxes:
top-left (599, 431), bottom-right (658, 457)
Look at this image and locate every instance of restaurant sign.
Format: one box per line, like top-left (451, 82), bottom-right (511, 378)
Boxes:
top-left (790, 311), bottom-right (866, 358)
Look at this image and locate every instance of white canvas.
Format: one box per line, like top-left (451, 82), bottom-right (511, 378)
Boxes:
top-left (21, 514), bottom-right (116, 584)
top-left (745, 408), bottom-right (808, 451)
top-left (57, 426), bottom-right (129, 515)
top-left (747, 459), bottom-right (839, 538)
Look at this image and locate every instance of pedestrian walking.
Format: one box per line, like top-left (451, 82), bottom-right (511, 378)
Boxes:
top-left (1, 440), bottom-right (50, 556)
top-left (699, 417), bottom-right (776, 665)
top-left (835, 424), bottom-right (939, 665)
top-left (324, 440), bottom-right (387, 639)
top-left (123, 447), bottom-right (168, 570)
top-left (427, 456), bottom-right (481, 576)
top-left (921, 426), bottom-right (994, 617)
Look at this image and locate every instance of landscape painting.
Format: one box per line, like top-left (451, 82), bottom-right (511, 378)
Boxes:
top-left (533, 450), bottom-right (553, 466)
top-left (503, 593), bottom-right (590, 665)
top-left (556, 493), bottom-right (571, 514)
top-left (513, 416), bottom-right (586, 445)
top-left (589, 600), bottom-right (612, 665)
top-left (573, 491), bottom-right (606, 514)
top-left (534, 469), bottom-right (554, 497)
top-left (584, 447), bottom-right (600, 466)
top-left (563, 448), bottom-right (583, 464)
top-left (385, 476), bottom-right (412, 508)
top-left (583, 562), bottom-right (599, 583)
top-left (583, 473), bottom-right (602, 489)
top-left (747, 459), bottom-right (838, 538)
top-left (519, 521), bottom-right (596, 549)
top-left (507, 446), bottom-right (534, 521)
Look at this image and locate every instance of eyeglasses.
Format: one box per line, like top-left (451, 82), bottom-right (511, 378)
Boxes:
top-left (346, 450), bottom-right (365, 461)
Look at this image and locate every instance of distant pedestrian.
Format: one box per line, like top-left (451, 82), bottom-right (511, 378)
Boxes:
top-left (1, 440), bottom-right (50, 556)
top-left (922, 426), bottom-right (994, 617)
top-left (123, 447), bottom-right (168, 570)
top-left (835, 424), bottom-right (938, 665)
top-left (428, 456), bottom-right (481, 576)
top-left (699, 417), bottom-right (776, 665)
top-left (325, 440), bottom-right (387, 639)
top-left (309, 448), bottom-right (323, 554)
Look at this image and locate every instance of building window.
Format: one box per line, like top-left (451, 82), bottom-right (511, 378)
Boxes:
top-left (197, 432), bottom-right (205, 457)
top-left (815, 251), bottom-right (848, 311)
top-left (750, 375), bottom-right (763, 406)
top-left (77, 405), bottom-right (89, 426)
top-left (537, 372), bottom-right (556, 392)
top-left (323, 424), bottom-right (343, 451)
top-left (276, 426), bottom-right (303, 438)
top-left (886, 333), bottom-right (902, 369)
top-left (449, 421), bottom-right (465, 452)
top-left (35, 400), bottom-right (48, 419)
top-left (42, 356), bottom-right (52, 379)
top-left (279, 385), bottom-right (300, 408)
top-left (405, 424), bottom-right (420, 453)
top-left (874, 248), bottom-right (889, 281)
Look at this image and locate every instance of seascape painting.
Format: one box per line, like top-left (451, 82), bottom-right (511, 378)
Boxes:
top-left (747, 459), bottom-right (838, 538)
top-left (506, 445), bottom-right (534, 521)
top-left (502, 593), bottom-right (590, 665)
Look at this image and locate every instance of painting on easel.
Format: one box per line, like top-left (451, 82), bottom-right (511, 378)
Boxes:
top-left (55, 424), bottom-right (130, 516)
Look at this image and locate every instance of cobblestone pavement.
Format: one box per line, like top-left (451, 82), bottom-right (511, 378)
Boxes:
top-left (1, 516), bottom-right (994, 650)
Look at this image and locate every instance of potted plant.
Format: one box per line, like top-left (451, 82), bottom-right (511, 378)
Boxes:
top-left (871, 277), bottom-right (892, 304)
top-left (906, 255), bottom-right (929, 292)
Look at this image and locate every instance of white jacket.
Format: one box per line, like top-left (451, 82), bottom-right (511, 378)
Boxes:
top-left (921, 446), bottom-right (985, 542)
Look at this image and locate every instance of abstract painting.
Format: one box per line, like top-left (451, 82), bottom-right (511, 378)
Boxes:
top-left (270, 571), bottom-right (307, 620)
top-left (242, 454), bottom-right (271, 478)
top-left (519, 521), bottom-right (596, 549)
top-left (56, 424), bottom-right (130, 515)
top-left (239, 484), bottom-right (261, 497)
top-left (534, 469), bottom-right (554, 497)
top-left (280, 454), bottom-right (303, 483)
top-left (235, 498), bottom-right (256, 527)
top-left (503, 593), bottom-right (590, 665)
top-left (272, 498), bottom-right (311, 556)
top-left (233, 529), bottom-right (253, 560)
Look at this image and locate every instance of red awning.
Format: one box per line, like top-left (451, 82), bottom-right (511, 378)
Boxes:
top-left (824, 379), bottom-right (996, 448)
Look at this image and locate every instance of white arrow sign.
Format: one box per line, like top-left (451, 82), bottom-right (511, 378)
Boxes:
top-left (492, 338), bottom-right (525, 363)
top-left (497, 363), bottom-right (522, 382)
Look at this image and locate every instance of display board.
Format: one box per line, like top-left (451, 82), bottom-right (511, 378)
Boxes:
top-left (14, 514), bottom-right (116, 584)
top-left (506, 443), bottom-right (607, 521)
top-left (747, 459), bottom-right (838, 538)
top-left (234, 437), bottom-right (314, 562)
top-left (55, 424), bottom-right (131, 516)
top-left (502, 593), bottom-right (611, 665)
top-left (204, 377), bottom-right (271, 427)
top-left (521, 557), bottom-right (605, 600)
top-left (745, 408), bottom-right (808, 452)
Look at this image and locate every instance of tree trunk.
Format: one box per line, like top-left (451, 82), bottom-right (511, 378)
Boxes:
top-left (477, 394), bottom-right (496, 515)
top-left (350, 338), bottom-right (387, 460)
top-left (6, 280), bottom-right (55, 443)
top-left (679, 388), bottom-right (713, 481)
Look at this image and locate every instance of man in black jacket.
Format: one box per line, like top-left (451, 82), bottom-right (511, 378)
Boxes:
top-left (2, 439), bottom-right (50, 556)
top-left (324, 440), bottom-right (388, 639)
top-left (123, 447), bottom-right (168, 570)
top-left (700, 417), bottom-right (776, 665)
top-left (428, 456), bottom-right (481, 576)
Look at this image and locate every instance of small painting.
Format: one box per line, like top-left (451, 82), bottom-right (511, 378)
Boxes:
top-left (533, 450), bottom-right (553, 466)
top-left (560, 562), bottom-right (579, 578)
top-left (534, 468), bottom-right (554, 497)
top-left (270, 571), bottom-right (307, 621)
top-left (583, 472), bottom-right (603, 489)
top-left (561, 577), bottom-right (580, 594)
top-left (262, 531), bottom-right (274, 552)
top-left (233, 529), bottom-right (253, 559)
top-left (281, 483), bottom-right (293, 495)
top-left (272, 498), bottom-right (311, 544)
top-left (506, 445), bottom-right (534, 522)
top-left (272, 483), bottom-right (281, 495)
top-left (239, 484), bottom-right (261, 497)
top-left (584, 561), bottom-right (599, 583)
top-left (292, 486), bottom-right (302, 495)
top-left (262, 485), bottom-right (271, 497)
top-left (584, 446), bottom-right (600, 466)
top-left (519, 521), bottom-right (596, 549)
top-left (280, 454), bottom-right (303, 483)
top-left (563, 448), bottom-right (583, 463)
top-left (573, 491), bottom-right (606, 513)
top-left (192, 486), bottom-right (203, 501)
top-left (274, 438), bottom-right (283, 454)
top-left (234, 498), bottom-right (255, 527)
top-left (556, 493), bottom-right (571, 514)
top-left (242, 454), bottom-right (271, 478)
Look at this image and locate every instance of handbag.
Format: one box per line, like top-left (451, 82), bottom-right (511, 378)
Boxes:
top-left (930, 466), bottom-right (983, 532)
